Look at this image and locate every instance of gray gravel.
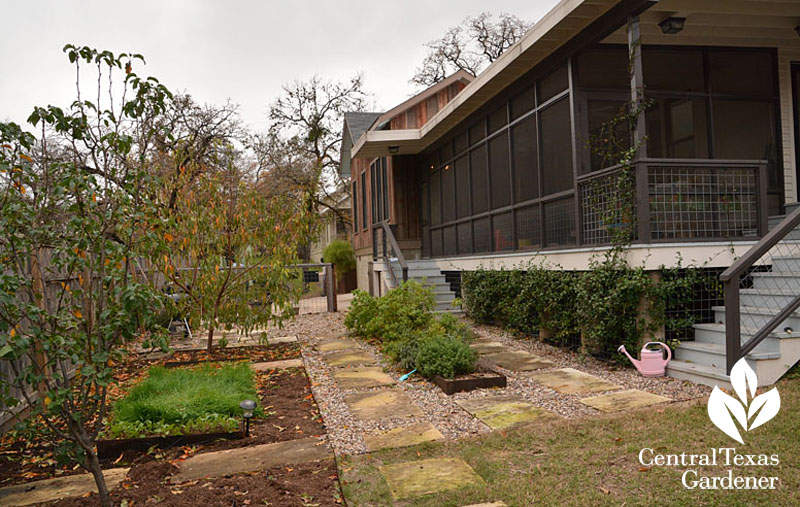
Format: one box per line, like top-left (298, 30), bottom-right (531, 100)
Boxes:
top-left (259, 312), bottom-right (710, 456)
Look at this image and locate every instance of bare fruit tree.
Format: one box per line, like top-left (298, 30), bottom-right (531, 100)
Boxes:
top-left (411, 12), bottom-right (533, 87)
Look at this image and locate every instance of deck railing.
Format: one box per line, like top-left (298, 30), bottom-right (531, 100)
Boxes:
top-left (719, 207), bottom-right (800, 373)
top-left (577, 158), bottom-right (768, 245)
top-left (372, 222), bottom-right (408, 286)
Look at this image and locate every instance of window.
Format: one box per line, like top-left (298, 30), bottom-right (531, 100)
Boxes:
top-left (646, 98), bottom-right (709, 159)
top-left (540, 98), bottom-right (574, 195)
top-left (382, 158), bottom-right (389, 220)
top-left (360, 172), bottom-right (367, 231)
top-left (489, 132), bottom-right (511, 209)
top-left (370, 163), bottom-right (377, 224)
top-left (374, 160), bottom-right (382, 223)
top-left (470, 144), bottom-right (489, 213)
top-left (352, 181), bottom-right (358, 231)
top-left (512, 115), bottom-right (539, 202)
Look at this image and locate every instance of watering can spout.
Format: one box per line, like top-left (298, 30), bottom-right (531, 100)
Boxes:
top-left (617, 345), bottom-right (642, 370)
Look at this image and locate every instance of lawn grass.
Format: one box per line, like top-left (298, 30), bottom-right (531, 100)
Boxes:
top-left (108, 363), bottom-right (259, 437)
top-left (340, 375), bottom-right (800, 506)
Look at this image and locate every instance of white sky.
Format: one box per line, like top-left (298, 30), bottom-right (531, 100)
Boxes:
top-left (0, 0), bottom-right (558, 131)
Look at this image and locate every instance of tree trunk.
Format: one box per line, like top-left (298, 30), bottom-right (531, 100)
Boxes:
top-left (85, 446), bottom-right (111, 506)
top-left (207, 325), bottom-right (214, 351)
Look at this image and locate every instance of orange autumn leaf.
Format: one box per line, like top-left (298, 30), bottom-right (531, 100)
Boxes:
top-left (164, 233), bottom-right (174, 243)
top-left (9, 328), bottom-right (15, 337)
top-left (19, 153), bottom-right (32, 162)
top-left (73, 310), bottom-right (82, 319)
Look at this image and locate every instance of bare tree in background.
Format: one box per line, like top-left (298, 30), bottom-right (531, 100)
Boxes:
top-left (257, 74), bottom-right (371, 259)
top-left (412, 12), bottom-right (533, 87)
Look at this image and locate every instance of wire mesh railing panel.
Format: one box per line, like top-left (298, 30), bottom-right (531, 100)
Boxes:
top-left (579, 169), bottom-right (634, 245)
top-left (648, 165), bottom-right (759, 241)
top-left (543, 197), bottom-right (576, 247)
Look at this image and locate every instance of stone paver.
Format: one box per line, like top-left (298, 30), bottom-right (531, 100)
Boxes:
top-left (250, 358), bottom-right (303, 371)
top-left (343, 389), bottom-right (423, 421)
top-left (456, 395), bottom-right (556, 429)
top-left (332, 366), bottom-right (395, 389)
top-left (173, 437), bottom-right (331, 483)
top-left (380, 457), bottom-right (484, 500)
top-left (325, 350), bottom-right (376, 367)
top-left (461, 503), bottom-right (507, 507)
top-left (482, 350), bottom-right (555, 371)
top-left (580, 389), bottom-right (671, 412)
top-left (318, 339), bottom-right (360, 353)
top-left (365, 422), bottom-right (444, 451)
top-left (268, 335), bottom-right (298, 345)
top-left (0, 468), bottom-right (129, 507)
top-left (470, 341), bottom-right (507, 354)
top-left (529, 368), bottom-right (621, 395)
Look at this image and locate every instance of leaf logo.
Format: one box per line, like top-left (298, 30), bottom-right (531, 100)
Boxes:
top-left (707, 358), bottom-right (780, 444)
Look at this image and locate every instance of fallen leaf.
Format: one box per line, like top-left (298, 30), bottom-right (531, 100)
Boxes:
top-left (639, 466), bottom-right (651, 472)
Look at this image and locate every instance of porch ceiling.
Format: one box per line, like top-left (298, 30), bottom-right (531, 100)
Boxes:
top-left (602, 0), bottom-right (800, 47)
top-left (352, 0), bottom-right (628, 160)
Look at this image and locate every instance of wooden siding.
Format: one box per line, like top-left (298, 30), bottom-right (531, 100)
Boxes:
top-left (389, 83), bottom-right (466, 130)
top-left (779, 47), bottom-right (800, 203)
top-left (390, 156), bottom-right (421, 241)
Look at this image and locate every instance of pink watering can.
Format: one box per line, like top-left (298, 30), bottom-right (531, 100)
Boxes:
top-left (617, 342), bottom-right (672, 377)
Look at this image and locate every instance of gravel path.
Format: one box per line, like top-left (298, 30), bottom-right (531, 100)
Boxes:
top-left (260, 312), bottom-right (710, 456)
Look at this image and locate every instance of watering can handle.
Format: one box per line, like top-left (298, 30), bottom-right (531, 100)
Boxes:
top-left (644, 341), bottom-right (672, 362)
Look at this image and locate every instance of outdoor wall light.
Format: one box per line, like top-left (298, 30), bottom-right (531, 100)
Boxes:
top-left (388, 145), bottom-right (400, 154)
top-left (658, 17), bottom-right (685, 34)
top-left (240, 399), bottom-right (256, 436)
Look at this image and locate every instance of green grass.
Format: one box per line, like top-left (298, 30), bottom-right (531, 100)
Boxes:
top-left (107, 363), bottom-right (260, 438)
top-left (340, 376), bottom-right (800, 506)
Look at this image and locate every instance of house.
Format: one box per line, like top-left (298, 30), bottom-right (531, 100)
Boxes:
top-left (341, 0), bottom-right (800, 387)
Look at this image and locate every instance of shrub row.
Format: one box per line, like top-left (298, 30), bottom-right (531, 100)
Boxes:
top-left (462, 253), bottom-right (709, 362)
top-left (344, 281), bottom-right (477, 379)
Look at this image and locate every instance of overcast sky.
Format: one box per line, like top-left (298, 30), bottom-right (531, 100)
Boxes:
top-left (0, 0), bottom-right (558, 131)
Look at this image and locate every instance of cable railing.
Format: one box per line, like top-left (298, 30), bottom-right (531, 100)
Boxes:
top-left (720, 206), bottom-right (800, 373)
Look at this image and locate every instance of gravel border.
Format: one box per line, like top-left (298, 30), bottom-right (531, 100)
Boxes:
top-left (259, 312), bottom-right (710, 456)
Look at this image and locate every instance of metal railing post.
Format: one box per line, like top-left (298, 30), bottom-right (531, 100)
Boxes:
top-left (724, 278), bottom-right (741, 374)
top-left (635, 160), bottom-right (651, 242)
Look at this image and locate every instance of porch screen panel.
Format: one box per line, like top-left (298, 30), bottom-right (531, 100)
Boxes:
top-left (489, 132), bottom-right (511, 209)
top-left (510, 86), bottom-right (535, 121)
top-left (544, 197), bottom-right (575, 247)
top-left (492, 212), bottom-right (513, 252)
top-left (516, 205), bottom-right (541, 250)
top-left (374, 160), bottom-right (382, 223)
top-left (457, 222), bottom-right (472, 254)
top-left (538, 64), bottom-right (568, 103)
top-left (455, 155), bottom-right (470, 219)
top-left (470, 144), bottom-right (489, 214)
top-left (370, 164), bottom-right (377, 224)
top-left (473, 217), bottom-right (491, 253)
top-left (540, 98), bottom-right (574, 195)
top-left (443, 225), bottom-right (457, 256)
top-left (643, 49), bottom-right (704, 92)
top-left (512, 115), bottom-right (539, 202)
top-left (708, 51), bottom-right (774, 97)
top-left (352, 181), bottom-right (358, 233)
top-left (442, 163), bottom-right (456, 223)
top-left (430, 169), bottom-right (441, 226)
top-left (382, 158), bottom-right (389, 220)
top-left (645, 98), bottom-right (709, 160)
top-left (431, 228), bottom-right (443, 257)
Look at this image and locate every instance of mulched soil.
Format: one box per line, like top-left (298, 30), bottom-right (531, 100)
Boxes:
top-left (49, 459), bottom-right (343, 506)
top-left (0, 343), bottom-right (333, 501)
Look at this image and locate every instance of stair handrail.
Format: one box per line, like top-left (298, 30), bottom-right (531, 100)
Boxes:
top-left (371, 222), bottom-right (408, 287)
top-left (381, 222), bottom-right (408, 283)
top-left (720, 206), bottom-right (800, 374)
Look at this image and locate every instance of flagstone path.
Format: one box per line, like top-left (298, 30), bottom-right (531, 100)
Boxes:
top-left (380, 457), bottom-right (484, 500)
top-left (343, 389), bottom-right (424, 421)
top-left (364, 422), bottom-right (444, 452)
top-left (332, 366), bottom-right (396, 389)
top-left (580, 389), bottom-right (671, 412)
top-left (0, 468), bottom-right (129, 507)
top-left (455, 395), bottom-right (557, 430)
top-left (471, 338), bottom-right (555, 371)
top-left (173, 436), bottom-right (332, 483)
top-left (529, 367), bottom-right (622, 395)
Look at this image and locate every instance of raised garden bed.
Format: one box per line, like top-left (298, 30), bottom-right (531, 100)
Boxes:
top-left (432, 368), bottom-right (507, 395)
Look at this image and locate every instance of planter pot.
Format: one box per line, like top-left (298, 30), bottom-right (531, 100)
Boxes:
top-left (432, 369), bottom-right (507, 395)
top-left (96, 431), bottom-right (243, 460)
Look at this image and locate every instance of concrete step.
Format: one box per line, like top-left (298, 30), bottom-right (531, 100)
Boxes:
top-left (751, 271), bottom-right (800, 291)
top-left (693, 322), bottom-right (786, 353)
top-left (713, 305), bottom-right (800, 332)
top-left (740, 288), bottom-right (799, 308)
top-left (674, 340), bottom-right (780, 369)
top-left (392, 267), bottom-right (443, 278)
top-left (666, 359), bottom-right (732, 389)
